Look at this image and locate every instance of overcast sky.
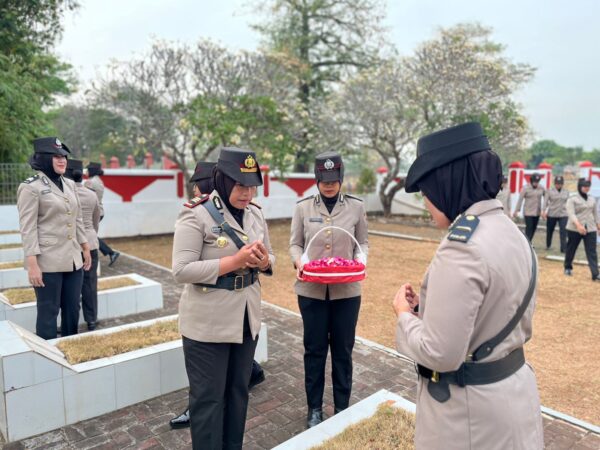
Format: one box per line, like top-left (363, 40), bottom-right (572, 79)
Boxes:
top-left (56, 0), bottom-right (600, 150)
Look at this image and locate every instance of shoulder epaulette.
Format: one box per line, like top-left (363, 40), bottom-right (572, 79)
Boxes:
top-left (184, 194), bottom-right (209, 208)
top-left (23, 175), bottom-right (39, 184)
top-left (249, 201), bottom-right (262, 209)
top-left (344, 194), bottom-right (363, 202)
top-left (297, 195), bottom-right (315, 204)
top-left (447, 214), bottom-right (480, 243)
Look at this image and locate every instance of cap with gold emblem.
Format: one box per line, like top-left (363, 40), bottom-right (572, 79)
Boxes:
top-left (216, 147), bottom-right (263, 186)
top-left (33, 137), bottom-right (71, 156)
top-left (314, 151), bottom-right (344, 183)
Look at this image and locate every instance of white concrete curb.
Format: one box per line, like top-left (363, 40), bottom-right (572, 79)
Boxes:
top-left (0, 267), bottom-right (29, 289)
top-left (0, 248), bottom-right (23, 263)
top-left (0, 234), bottom-right (21, 246)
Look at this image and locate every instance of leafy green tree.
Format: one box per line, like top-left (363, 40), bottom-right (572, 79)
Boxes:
top-left (252, 0), bottom-right (387, 170)
top-left (0, 0), bottom-right (78, 162)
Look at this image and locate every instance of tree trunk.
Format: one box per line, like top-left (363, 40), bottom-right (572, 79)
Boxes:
top-left (378, 174), bottom-right (405, 217)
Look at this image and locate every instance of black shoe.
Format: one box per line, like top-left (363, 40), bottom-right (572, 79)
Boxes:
top-left (592, 277), bottom-right (600, 282)
top-left (87, 321), bottom-right (96, 331)
top-left (248, 368), bottom-right (265, 390)
top-left (564, 269), bottom-right (572, 276)
top-left (307, 408), bottom-right (323, 428)
top-left (169, 409), bottom-right (190, 429)
top-left (108, 252), bottom-right (120, 267)
top-left (334, 406), bottom-right (346, 415)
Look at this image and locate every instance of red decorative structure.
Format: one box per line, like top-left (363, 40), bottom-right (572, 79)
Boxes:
top-left (271, 177), bottom-right (315, 197)
top-left (109, 156), bottom-right (120, 169)
top-left (102, 175), bottom-right (175, 202)
top-left (126, 155), bottom-right (136, 169)
top-left (144, 152), bottom-right (154, 169)
top-left (376, 166), bottom-right (389, 174)
top-left (508, 161), bottom-right (525, 194)
top-left (260, 165), bottom-right (270, 197)
top-left (162, 154), bottom-right (179, 170)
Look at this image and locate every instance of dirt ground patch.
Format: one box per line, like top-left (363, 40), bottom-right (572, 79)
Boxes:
top-left (107, 218), bottom-right (600, 425)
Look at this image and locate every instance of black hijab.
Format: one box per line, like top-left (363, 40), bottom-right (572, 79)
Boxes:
top-left (418, 150), bottom-right (502, 222)
top-left (214, 169), bottom-right (244, 228)
top-left (319, 188), bottom-right (339, 214)
top-left (197, 177), bottom-right (214, 196)
top-left (29, 153), bottom-right (64, 191)
top-left (577, 178), bottom-right (589, 201)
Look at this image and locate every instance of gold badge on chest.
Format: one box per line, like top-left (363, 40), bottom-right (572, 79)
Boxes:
top-left (216, 236), bottom-right (228, 248)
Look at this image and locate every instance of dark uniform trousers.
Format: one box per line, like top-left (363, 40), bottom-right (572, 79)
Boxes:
top-left (298, 291), bottom-right (361, 410)
top-left (98, 238), bottom-right (114, 257)
top-left (546, 216), bottom-right (568, 252)
top-left (565, 230), bottom-right (599, 280)
top-left (82, 250), bottom-right (99, 323)
top-left (182, 312), bottom-right (257, 450)
top-left (524, 215), bottom-right (540, 242)
top-left (34, 267), bottom-right (83, 339)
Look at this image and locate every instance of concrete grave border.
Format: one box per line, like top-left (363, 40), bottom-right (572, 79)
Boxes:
top-left (0, 273), bottom-right (164, 332)
top-left (0, 234), bottom-right (20, 246)
top-left (0, 267), bottom-right (29, 290)
top-left (0, 248), bottom-right (23, 264)
top-left (0, 316), bottom-right (269, 442)
top-left (273, 389), bottom-right (415, 450)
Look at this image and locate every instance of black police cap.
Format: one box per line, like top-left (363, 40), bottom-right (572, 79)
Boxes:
top-left (87, 162), bottom-right (104, 177)
top-left (314, 151), bottom-right (344, 183)
top-left (554, 175), bottom-right (564, 184)
top-left (33, 137), bottom-right (71, 156)
top-left (405, 122), bottom-right (491, 193)
top-left (67, 159), bottom-right (83, 172)
top-left (578, 178), bottom-right (591, 188)
top-left (217, 147), bottom-right (263, 187)
top-left (530, 173), bottom-right (541, 183)
top-left (189, 161), bottom-right (216, 183)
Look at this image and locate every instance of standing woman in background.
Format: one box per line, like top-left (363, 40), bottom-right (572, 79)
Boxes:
top-left (564, 178), bottom-right (599, 281)
top-left (514, 173), bottom-right (545, 242)
top-left (290, 151), bottom-right (368, 428)
top-left (17, 138), bottom-right (92, 339)
top-left (65, 159), bottom-right (101, 331)
top-left (496, 175), bottom-right (512, 216)
top-left (542, 175), bottom-right (569, 252)
top-left (172, 148), bottom-right (274, 450)
top-left (85, 162), bottom-right (120, 266)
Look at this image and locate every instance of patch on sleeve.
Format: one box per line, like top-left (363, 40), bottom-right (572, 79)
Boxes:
top-left (447, 214), bottom-right (480, 243)
top-left (184, 194), bottom-right (209, 208)
top-left (23, 175), bottom-right (39, 184)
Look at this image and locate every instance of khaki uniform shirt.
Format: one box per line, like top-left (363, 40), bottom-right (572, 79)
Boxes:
top-left (289, 193), bottom-right (369, 300)
top-left (396, 199), bottom-right (543, 450)
top-left (17, 172), bottom-right (87, 273)
top-left (543, 187), bottom-right (569, 217)
top-left (173, 192), bottom-right (275, 343)
top-left (566, 194), bottom-right (599, 232)
top-left (496, 188), bottom-right (511, 216)
top-left (515, 184), bottom-right (545, 216)
top-left (76, 183), bottom-right (101, 251)
top-left (85, 175), bottom-right (105, 217)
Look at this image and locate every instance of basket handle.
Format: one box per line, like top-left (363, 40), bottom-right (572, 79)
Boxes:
top-left (301, 225), bottom-right (367, 266)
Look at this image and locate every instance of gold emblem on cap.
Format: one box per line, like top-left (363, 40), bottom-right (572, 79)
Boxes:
top-left (241, 155), bottom-right (258, 173)
top-left (324, 159), bottom-right (335, 170)
top-left (216, 236), bottom-right (228, 248)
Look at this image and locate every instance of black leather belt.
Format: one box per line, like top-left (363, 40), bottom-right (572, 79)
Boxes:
top-left (417, 347), bottom-right (525, 403)
top-left (195, 270), bottom-right (258, 291)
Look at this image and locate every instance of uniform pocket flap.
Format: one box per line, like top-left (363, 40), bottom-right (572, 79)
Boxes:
top-left (39, 236), bottom-right (58, 246)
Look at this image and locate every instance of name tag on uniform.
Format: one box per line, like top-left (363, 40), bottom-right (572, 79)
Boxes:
top-left (211, 226), bottom-right (222, 233)
top-left (41, 189), bottom-right (51, 195)
top-left (309, 217), bottom-right (324, 223)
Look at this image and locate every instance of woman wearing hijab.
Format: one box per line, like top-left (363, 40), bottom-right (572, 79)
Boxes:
top-left (289, 151), bottom-right (369, 428)
top-left (564, 178), bottom-right (599, 281)
top-left (17, 137), bottom-right (92, 339)
top-left (172, 148), bottom-right (275, 450)
top-left (393, 123), bottom-right (543, 449)
top-left (169, 160), bottom-right (266, 431)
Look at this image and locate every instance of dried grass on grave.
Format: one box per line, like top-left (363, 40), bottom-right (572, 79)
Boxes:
top-left (57, 319), bottom-right (180, 364)
top-left (1, 276), bottom-right (140, 305)
top-left (0, 261), bottom-right (22, 270)
top-left (0, 230), bottom-right (19, 235)
top-left (0, 243), bottom-right (21, 250)
top-left (311, 402), bottom-right (415, 450)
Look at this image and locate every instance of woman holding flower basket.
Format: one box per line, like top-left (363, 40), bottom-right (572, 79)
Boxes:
top-left (290, 151), bottom-right (369, 428)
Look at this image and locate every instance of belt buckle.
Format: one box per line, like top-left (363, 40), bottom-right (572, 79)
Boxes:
top-left (234, 275), bottom-right (244, 291)
top-left (431, 371), bottom-right (439, 383)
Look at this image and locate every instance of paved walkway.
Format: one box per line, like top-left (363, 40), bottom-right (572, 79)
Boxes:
top-left (2, 254), bottom-right (599, 449)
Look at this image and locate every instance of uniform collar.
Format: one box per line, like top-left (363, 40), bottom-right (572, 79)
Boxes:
top-left (462, 199), bottom-right (503, 218)
top-left (210, 192), bottom-right (254, 236)
top-left (315, 193), bottom-right (345, 217)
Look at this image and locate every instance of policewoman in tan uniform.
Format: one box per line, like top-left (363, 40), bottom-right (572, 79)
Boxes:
top-left (543, 175), bottom-right (569, 252)
top-left (85, 162), bottom-right (120, 267)
top-left (66, 159), bottom-right (101, 330)
top-left (290, 151), bottom-right (368, 428)
top-left (514, 173), bottom-right (545, 242)
top-left (172, 148), bottom-right (274, 450)
top-left (17, 137), bottom-right (92, 339)
top-left (564, 178), bottom-right (599, 281)
top-left (393, 123), bottom-right (543, 450)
